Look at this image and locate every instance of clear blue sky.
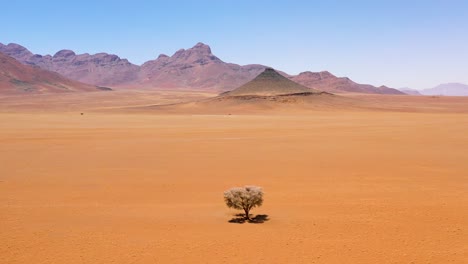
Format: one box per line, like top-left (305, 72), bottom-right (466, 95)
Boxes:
top-left (1, 0), bottom-right (467, 89)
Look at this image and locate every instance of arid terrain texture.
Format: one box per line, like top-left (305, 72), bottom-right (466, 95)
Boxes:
top-left (1, 91), bottom-right (467, 263)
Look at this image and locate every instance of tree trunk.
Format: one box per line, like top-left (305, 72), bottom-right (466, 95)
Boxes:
top-left (244, 208), bottom-right (250, 220)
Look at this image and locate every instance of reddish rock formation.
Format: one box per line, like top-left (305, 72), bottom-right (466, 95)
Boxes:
top-left (0, 52), bottom-right (104, 94)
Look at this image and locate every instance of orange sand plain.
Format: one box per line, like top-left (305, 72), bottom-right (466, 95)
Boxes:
top-left (1, 92), bottom-right (467, 263)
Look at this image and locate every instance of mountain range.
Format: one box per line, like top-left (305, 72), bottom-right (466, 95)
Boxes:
top-left (0, 52), bottom-right (103, 94)
top-left (0, 42), bottom-right (403, 95)
top-left (0, 43), bottom-right (139, 87)
top-left (290, 71), bottom-right (401, 94)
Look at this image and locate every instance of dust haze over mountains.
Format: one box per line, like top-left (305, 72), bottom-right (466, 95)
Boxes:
top-left (398, 84), bottom-right (468, 96)
top-left (419, 83), bottom-right (468, 96)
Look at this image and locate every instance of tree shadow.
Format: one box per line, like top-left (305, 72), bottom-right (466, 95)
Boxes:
top-left (228, 214), bottom-right (269, 224)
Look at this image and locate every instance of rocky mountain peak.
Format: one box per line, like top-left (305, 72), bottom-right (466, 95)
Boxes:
top-left (53, 49), bottom-right (76, 58)
top-left (155, 42), bottom-right (221, 66)
top-left (192, 42), bottom-right (212, 54)
top-left (0, 43), bottom-right (33, 61)
top-left (297, 71), bottom-right (336, 80)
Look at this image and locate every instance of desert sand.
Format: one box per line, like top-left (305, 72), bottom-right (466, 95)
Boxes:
top-left (1, 91), bottom-right (467, 263)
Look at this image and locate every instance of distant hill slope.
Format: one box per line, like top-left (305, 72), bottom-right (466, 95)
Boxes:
top-left (0, 52), bottom-right (103, 94)
top-left (1, 42), bottom-right (403, 94)
top-left (398, 88), bottom-right (421, 95)
top-left (420, 83), bottom-right (468, 96)
top-left (291, 71), bottom-right (404, 95)
top-left (225, 68), bottom-right (320, 96)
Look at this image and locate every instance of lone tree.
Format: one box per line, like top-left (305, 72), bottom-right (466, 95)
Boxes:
top-left (224, 186), bottom-right (263, 220)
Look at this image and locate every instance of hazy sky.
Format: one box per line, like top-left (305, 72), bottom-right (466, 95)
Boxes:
top-left (1, 0), bottom-right (467, 89)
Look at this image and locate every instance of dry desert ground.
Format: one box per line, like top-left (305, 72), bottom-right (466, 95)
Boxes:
top-left (1, 91), bottom-right (467, 263)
